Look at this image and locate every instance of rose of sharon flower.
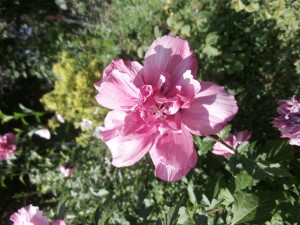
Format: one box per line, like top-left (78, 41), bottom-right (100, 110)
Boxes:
top-left (59, 163), bottom-right (74, 177)
top-left (10, 204), bottom-right (49, 225)
top-left (95, 35), bottom-right (238, 181)
top-left (212, 130), bottom-right (251, 158)
top-left (0, 132), bottom-right (16, 160)
top-left (273, 95), bottom-right (300, 146)
top-left (50, 220), bottom-right (68, 225)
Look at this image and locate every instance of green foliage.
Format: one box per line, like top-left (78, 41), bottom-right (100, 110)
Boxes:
top-left (1, 0), bottom-right (300, 224)
top-left (231, 191), bottom-right (276, 224)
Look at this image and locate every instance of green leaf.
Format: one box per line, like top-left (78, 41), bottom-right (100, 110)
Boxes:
top-left (55, 196), bottom-right (68, 219)
top-left (187, 180), bottom-right (196, 204)
top-left (264, 140), bottom-right (294, 162)
top-left (203, 46), bottom-right (221, 57)
top-left (181, 25), bottom-right (191, 37)
top-left (245, 3), bottom-right (260, 13)
top-left (217, 125), bottom-right (232, 140)
top-left (162, 196), bottom-right (186, 225)
top-left (231, 0), bottom-right (246, 12)
top-left (236, 142), bottom-right (250, 154)
top-left (205, 32), bottom-right (219, 45)
top-left (196, 137), bottom-right (214, 156)
top-left (240, 156), bottom-right (290, 180)
top-left (94, 201), bottom-right (116, 225)
top-left (231, 191), bottom-right (276, 224)
top-left (219, 188), bottom-right (234, 206)
top-left (19, 104), bottom-right (34, 114)
top-left (235, 171), bottom-right (254, 191)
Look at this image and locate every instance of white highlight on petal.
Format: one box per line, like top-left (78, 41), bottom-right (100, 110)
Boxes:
top-left (34, 129), bottom-right (51, 140)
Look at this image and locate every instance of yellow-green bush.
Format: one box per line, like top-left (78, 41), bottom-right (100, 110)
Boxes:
top-left (41, 51), bottom-right (107, 130)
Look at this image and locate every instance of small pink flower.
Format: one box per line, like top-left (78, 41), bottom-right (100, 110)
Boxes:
top-left (59, 163), bottom-right (74, 177)
top-left (95, 35), bottom-right (238, 181)
top-left (50, 220), bottom-right (68, 225)
top-left (212, 130), bottom-right (251, 157)
top-left (0, 132), bottom-right (16, 160)
top-left (273, 95), bottom-right (300, 146)
top-left (10, 204), bottom-right (49, 225)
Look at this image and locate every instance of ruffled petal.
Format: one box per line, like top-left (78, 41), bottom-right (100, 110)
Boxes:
top-left (149, 126), bottom-right (197, 181)
top-left (181, 81), bottom-right (238, 136)
top-left (234, 130), bottom-right (251, 145)
top-left (143, 35), bottom-right (198, 87)
top-left (212, 141), bottom-right (235, 158)
top-left (106, 132), bottom-right (156, 167)
top-left (102, 59), bottom-right (143, 83)
top-left (10, 205), bottom-right (49, 225)
top-left (95, 70), bottom-right (140, 110)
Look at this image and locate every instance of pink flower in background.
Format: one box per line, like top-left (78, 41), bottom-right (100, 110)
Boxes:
top-left (10, 204), bottom-right (49, 225)
top-left (50, 220), bottom-right (68, 225)
top-left (59, 163), bottom-right (74, 177)
top-left (0, 132), bottom-right (16, 160)
top-left (212, 130), bottom-right (251, 157)
top-left (273, 95), bottom-right (300, 146)
top-left (95, 35), bottom-right (238, 181)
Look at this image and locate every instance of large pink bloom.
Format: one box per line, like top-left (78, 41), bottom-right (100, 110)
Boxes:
top-left (273, 95), bottom-right (300, 146)
top-left (212, 130), bottom-right (251, 158)
top-left (10, 205), bottom-right (49, 225)
top-left (95, 35), bottom-right (238, 181)
top-left (0, 132), bottom-right (16, 160)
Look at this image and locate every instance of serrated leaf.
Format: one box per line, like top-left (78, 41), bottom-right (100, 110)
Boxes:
top-left (217, 125), bottom-right (232, 140)
top-left (231, 191), bottom-right (276, 224)
top-left (219, 188), bottom-right (234, 206)
top-left (236, 142), bottom-right (250, 154)
top-left (197, 137), bottom-right (214, 156)
top-left (235, 171), bottom-right (254, 191)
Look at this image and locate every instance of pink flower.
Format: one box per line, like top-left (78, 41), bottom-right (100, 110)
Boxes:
top-left (50, 220), bottom-right (68, 225)
top-left (273, 95), bottom-right (300, 146)
top-left (10, 204), bottom-right (49, 225)
top-left (0, 132), bottom-right (16, 160)
top-left (59, 163), bottom-right (74, 177)
top-left (95, 35), bottom-right (238, 181)
top-left (212, 130), bottom-right (251, 157)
